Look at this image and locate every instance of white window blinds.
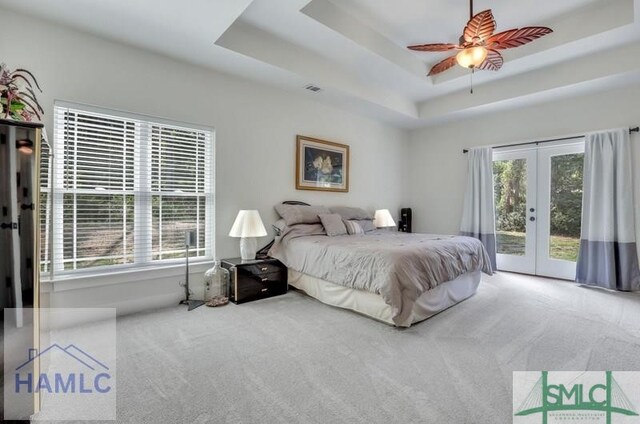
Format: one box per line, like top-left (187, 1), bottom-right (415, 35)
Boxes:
top-left (150, 125), bottom-right (209, 260)
top-left (40, 136), bottom-right (52, 273)
top-left (47, 103), bottom-right (214, 275)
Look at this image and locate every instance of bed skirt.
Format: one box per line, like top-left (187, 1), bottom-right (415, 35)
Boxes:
top-left (288, 269), bottom-right (482, 327)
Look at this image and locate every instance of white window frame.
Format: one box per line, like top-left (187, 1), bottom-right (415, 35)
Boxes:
top-left (46, 101), bottom-right (215, 279)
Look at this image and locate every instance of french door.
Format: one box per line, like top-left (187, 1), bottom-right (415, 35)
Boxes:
top-left (493, 141), bottom-right (585, 280)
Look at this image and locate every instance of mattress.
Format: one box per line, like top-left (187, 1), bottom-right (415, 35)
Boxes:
top-left (288, 269), bottom-right (482, 327)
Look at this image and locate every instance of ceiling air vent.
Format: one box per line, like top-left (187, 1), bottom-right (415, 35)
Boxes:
top-left (304, 84), bottom-right (322, 93)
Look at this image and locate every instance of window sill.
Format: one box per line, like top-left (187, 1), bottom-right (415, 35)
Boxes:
top-left (44, 260), bottom-right (215, 292)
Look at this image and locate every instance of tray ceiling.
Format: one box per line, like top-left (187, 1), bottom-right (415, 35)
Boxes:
top-left (1, 0), bottom-right (638, 128)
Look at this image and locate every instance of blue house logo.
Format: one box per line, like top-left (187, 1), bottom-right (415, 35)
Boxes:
top-left (15, 344), bottom-right (112, 394)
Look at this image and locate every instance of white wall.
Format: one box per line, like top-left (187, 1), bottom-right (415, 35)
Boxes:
top-left (0, 9), bottom-right (409, 313)
top-left (408, 85), bottom-right (640, 257)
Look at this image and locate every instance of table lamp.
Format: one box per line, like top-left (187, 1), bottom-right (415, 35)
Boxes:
top-left (374, 209), bottom-right (396, 229)
top-left (229, 210), bottom-right (267, 260)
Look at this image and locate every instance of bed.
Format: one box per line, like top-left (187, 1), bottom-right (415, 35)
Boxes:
top-left (268, 204), bottom-right (493, 327)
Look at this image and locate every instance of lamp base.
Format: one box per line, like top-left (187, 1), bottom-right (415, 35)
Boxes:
top-left (240, 237), bottom-right (257, 261)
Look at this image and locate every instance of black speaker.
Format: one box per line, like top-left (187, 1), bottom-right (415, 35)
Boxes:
top-left (399, 208), bottom-right (412, 233)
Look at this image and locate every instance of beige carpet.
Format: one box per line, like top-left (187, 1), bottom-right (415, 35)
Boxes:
top-left (35, 272), bottom-right (640, 423)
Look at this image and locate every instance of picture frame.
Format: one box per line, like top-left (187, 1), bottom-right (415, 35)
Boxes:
top-left (296, 135), bottom-right (349, 192)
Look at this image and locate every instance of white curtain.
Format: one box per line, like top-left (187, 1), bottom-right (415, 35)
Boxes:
top-left (460, 147), bottom-right (496, 271)
top-left (576, 128), bottom-right (640, 291)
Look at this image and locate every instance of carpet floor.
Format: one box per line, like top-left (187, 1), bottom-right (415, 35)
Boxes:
top-left (37, 272), bottom-right (640, 423)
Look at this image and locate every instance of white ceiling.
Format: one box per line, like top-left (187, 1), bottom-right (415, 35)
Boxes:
top-left (1, 0), bottom-right (639, 129)
top-left (338, 0), bottom-right (604, 47)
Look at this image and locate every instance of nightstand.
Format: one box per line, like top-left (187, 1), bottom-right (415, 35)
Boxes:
top-left (220, 258), bottom-right (288, 304)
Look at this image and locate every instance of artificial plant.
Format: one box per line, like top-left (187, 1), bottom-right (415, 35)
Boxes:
top-left (0, 62), bottom-right (43, 122)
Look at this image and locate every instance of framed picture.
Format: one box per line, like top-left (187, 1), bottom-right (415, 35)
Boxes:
top-left (296, 135), bottom-right (349, 192)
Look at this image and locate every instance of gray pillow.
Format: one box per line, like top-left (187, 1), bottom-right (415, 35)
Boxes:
top-left (272, 219), bottom-right (287, 236)
top-left (356, 219), bottom-right (376, 232)
top-left (279, 223), bottom-right (327, 239)
top-left (330, 206), bottom-right (373, 220)
top-left (275, 204), bottom-right (331, 226)
top-left (319, 214), bottom-right (347, 237)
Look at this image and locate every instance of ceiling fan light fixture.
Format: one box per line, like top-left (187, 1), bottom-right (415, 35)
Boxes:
top-left (456, 46), bottom-right (488, 69)
top-left (408, 2), bottom-right (553, 78)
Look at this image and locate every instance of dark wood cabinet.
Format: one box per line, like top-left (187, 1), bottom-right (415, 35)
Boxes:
top-left (221, 258), bottom-right (287, 304)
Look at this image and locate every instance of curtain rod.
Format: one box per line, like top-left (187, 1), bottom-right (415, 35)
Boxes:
top-left (462, 127), bottom-right (639, 154)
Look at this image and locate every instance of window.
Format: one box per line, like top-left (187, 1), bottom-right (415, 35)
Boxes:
top-left (43, 102), bottom-right (214, 276)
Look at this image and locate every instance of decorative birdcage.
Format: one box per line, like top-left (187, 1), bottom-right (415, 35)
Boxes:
top-left (204, 261), bottom-right (230, 307)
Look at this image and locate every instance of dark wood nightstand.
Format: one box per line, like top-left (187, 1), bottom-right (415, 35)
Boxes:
top-left (220, 258), bottom-right (288, 304)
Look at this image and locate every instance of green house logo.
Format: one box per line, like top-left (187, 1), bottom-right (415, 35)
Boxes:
top-left (515, 371), bottom-right (639, 424)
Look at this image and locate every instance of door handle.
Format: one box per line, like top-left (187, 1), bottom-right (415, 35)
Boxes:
top-left (530, 217), bottom-right (536, 222)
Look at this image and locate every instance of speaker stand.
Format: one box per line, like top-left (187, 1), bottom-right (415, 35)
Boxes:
top-left (179, 236), bottom-right (204, 311)
top-left (179, 299), bottom-right (205, 311)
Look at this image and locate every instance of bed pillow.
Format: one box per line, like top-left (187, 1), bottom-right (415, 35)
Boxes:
top-left (357, 219), bottom-right (376, 233)
top-left (344, 220), bottom-right (365, 235)
top-left (275, 204), bottom-right (331, 226)
top-left (319, 214), bottom-right (348, 237)
top-left (329, 206), bottom-right (373, 220)
top-left (272, 219), bottom-right (287, 236)
top-left (279, 223), bottom-right (326, 239)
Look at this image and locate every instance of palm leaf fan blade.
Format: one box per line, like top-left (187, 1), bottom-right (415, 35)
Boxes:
top-left (463, 9), bottom-right (496, 42)
top-left (408, 43), bottom-right (460, 52)
top-left (478, 50), bottom-right (504, 71)
top-left (428, 56), bottom-right (458, 76)
top-left (487, 27), bottom-right (553, 49)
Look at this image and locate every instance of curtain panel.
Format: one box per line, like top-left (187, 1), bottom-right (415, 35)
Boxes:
top-left (576, 128), bottom-right (640, 291)
top-left (460, 147), bottom-right (497, 271)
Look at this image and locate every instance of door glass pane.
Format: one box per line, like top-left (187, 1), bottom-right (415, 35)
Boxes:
top-left (493, 159), bottom-right (527, 256)
top-left (549, 153), bottom-right (584, 261)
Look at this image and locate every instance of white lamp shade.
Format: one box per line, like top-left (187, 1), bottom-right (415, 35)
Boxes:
top-left (228, 210), bottom-right (268, 238)
top-left (374, 209), bottom-right (396, 228)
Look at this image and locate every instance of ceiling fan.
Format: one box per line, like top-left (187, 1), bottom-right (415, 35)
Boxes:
top-left (408, 0), bottom-right (553, 77)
